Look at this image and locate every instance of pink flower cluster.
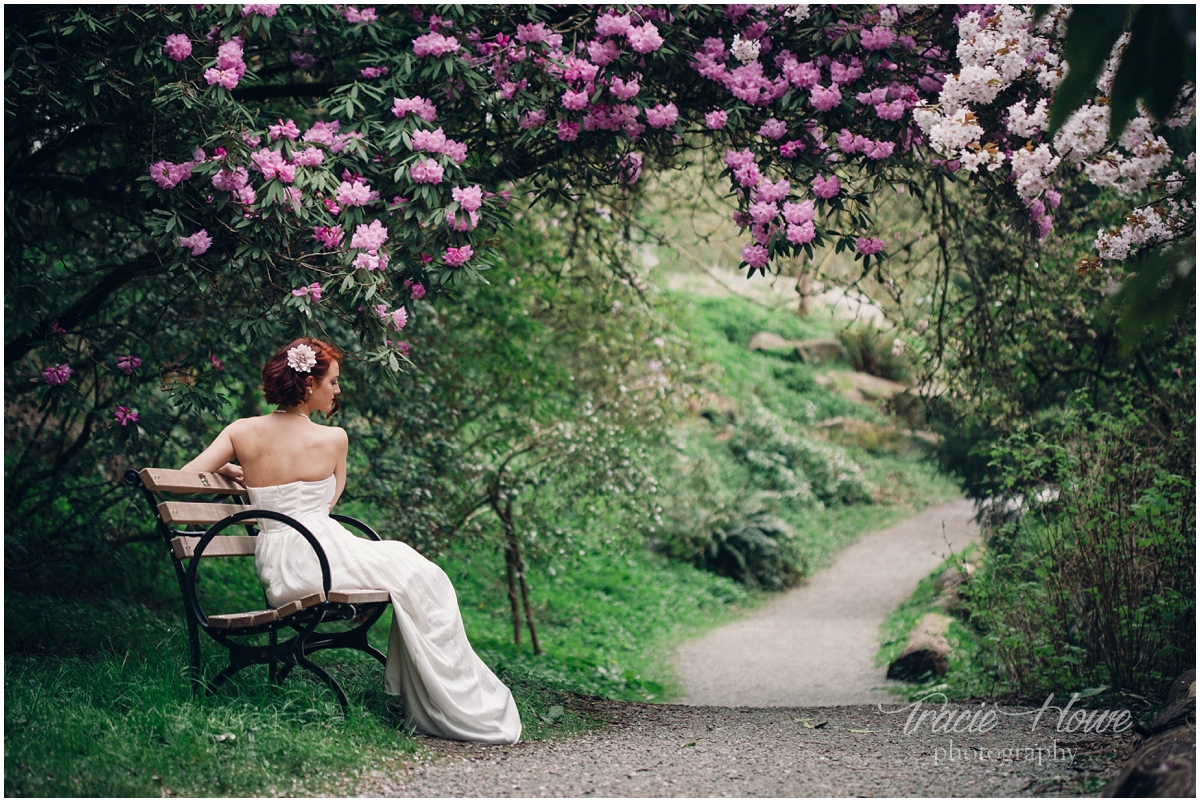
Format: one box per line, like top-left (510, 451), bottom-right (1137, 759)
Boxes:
top-left (409, 159), bottom-right (444, 185)
top-left (374, 304), bottom-right (408, 330)
top-left (837, 130), bottom-right (895, 160)
top-left (268, 118), bottom-right (300, 141)
top-left (116, 355), bottom-right (142, 374)
top-left (337, 179), bottom-right (378, 205)
top-left (114, 406), bottom-right (139, 426)
top-left (361, 66), bottom-right (388, 79)
top-left (812, 174), bottom-right (841, 199)
top-left (149, 159), bottom-right (196, 190)
top-left (291, 282), bottom-right (324, 301)
top-left (392, 96), bottom-right (438, 122)
top-left (350, 219), bottom-right (388, 251)
top-left (443, 244), bottom-right (474, 267)
top-left (163, 33), bottom-right (192, 62)
top-left (178, 229), bottom-right (213, 256)
top-left (251, 147), bottom-right (296, 183)
top-left (205, 38), bottom-right (247, 90)
top-left (313, 225), bottom-right (344, 250)
top-left (855, 237), bottom-right (884, 255)
top-left (404, 279), bottom-right (427, 300)
top-left (242, 4), bottom-right (279, 17)
top-left (342, 6), bottom-right (378, 24)
top-left (42, 364), bottom-right (72, 386)
top-left (646, 102), bottom-right (679, 129)
top-left (413, 32), bottom-right (459, 58)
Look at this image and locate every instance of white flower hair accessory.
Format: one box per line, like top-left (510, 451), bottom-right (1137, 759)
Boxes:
top-left (286, 343), bottom-right (318, 373)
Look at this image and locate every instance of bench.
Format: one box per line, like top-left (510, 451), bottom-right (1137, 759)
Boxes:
top-left (125, 467), bottom-right (392, 713)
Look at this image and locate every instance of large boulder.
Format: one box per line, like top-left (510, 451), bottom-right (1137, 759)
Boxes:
top-left (816, 370), bottom-right (908, 406)
top-left (794, 338), bottom-right (849, 365)
top-left (887, 613), bottom-right (953, 680)
top-left (747, 331), bottom-right (797, 355)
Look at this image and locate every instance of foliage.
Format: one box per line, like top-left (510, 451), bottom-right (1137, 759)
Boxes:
top-left (964, 394), bottom-right (1195, 696)
top-left (837, 325), bottom-right (912, 383)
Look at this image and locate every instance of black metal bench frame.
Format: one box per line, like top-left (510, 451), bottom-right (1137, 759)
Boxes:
top-left (125, 468), bottom-right (391, 714)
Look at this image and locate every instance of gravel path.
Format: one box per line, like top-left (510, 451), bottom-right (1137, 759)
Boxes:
top-left (676, 500), bottom-right (980, 706)
top-left (350, 701), bottom-right (1133, 797)
top-left (340, 502), bottom-right (1133, 797)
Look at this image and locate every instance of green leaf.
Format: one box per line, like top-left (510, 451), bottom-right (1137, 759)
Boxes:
top-left (1113, 238), bottom-right (1196, 356)
top-left (1108, 5), bottom-right (1196, 139)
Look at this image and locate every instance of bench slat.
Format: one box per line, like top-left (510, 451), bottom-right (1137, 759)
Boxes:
top-left (140, 467), bottom-right (248, 496)
top-left (328, 589), bottom-right (390, 605)
top-left (205, 592), bottom-right (327, 630)
top-left (171, 535), bottom-right (258, 560)
top-left (158, 501), bottom-right (258, 527)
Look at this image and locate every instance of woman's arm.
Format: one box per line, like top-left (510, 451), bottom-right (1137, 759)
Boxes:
top-left (330, 427), bottom-right (349, 510)
top-left (182, 422), bottom-right (244, 483)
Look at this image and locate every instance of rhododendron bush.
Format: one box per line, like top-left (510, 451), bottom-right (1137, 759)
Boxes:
top-left (8, 5), bottom-right (1193, 390)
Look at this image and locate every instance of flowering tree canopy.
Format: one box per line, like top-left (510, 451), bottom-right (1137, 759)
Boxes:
top-left (6, 4), bottom-right (1194, 395)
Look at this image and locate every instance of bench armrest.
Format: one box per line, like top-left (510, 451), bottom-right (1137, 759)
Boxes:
top-left (329, 513), bottom-right (383, 542)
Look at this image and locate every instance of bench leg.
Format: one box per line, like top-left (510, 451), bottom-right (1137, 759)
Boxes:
top-left (295, 653), bottom-right (350, 716)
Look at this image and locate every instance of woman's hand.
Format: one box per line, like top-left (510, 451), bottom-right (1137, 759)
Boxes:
top-left (217, 462), bottom-right (246, 486)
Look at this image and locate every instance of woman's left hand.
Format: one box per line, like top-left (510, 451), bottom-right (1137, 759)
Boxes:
top-left (217, 462), bottom-right (246, 486)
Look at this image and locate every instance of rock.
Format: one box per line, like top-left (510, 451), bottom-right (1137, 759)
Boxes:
top-left (1147, 670), bottom-right (1197, 737)
top-left (816, 371), bottom-right (908, 406)
top-left (747, 332), bottom-right (797, 354)
top-left (886, 389), bottom-right (927, 428)
top-left (887, 613), bottom-right (953, 681)
top-left (1101, 724), bottom-right (1196, 798)
top-left (794, 338), bottom-right (848, 365)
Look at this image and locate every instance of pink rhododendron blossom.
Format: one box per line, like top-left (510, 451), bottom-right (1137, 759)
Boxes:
top-left (445, 208), bottom-right (479, 231)
top-left (268, 118), bottom-right (301, 141)
top-left (353, 252), bottom-right (387, 271)
top-left (313, 225), bottom-right (344, 250)
top-left (392, 96), bottom-right (437, 122)
top-left (292, 282), bottom-right (323, 301)
top-left (337, 180), bottom-right (376, 205)
top-left (394, 341), bottom-right (411, 356)
top-left (595, 12), bottom-right (633, 38)
top-left (810, 84), bottom-right (842, 112)
top-left (411, 127), bottom-right (448, 152)
top-left (242, 4), bottom-right (279, 17)
top-left (204, 67), bottom-right (240, 90)
top-left (705, 110), bottom-right (728, 129)
top-left (292, 147), bottom-right (324, 167)
top-left (452, 185), bottom-right (483, 212)
top-left (783, 199), bottom-right (815, 225)
top-left (361, 66), bottom-right (388, 79)
top-left (409, 159), bottom-right (444, 185)
top-left (413, 32), bottom-right (459, 57)
top-left (163, 34), bottom-right (192, 62)
top-left (617, 152), bottom-right (643, 183)
top-left (343, 6), bottom-right (377, 24)
top-left (787, 220), bottom-right (816, 244)
top-left (812, 174), bottom-right (841, 199)
top-left (116, 355), bottom-right (142, 375)
top-left (864, 140), bottom-right (895, 160)
top-left (758, 118), bottom-right (787, 139)
top-left (443, 140), bottom-right (468, 164)
top-left (860, 26), bottom-right (897, 50)
top-left (742, 243), bottom-right (769, 269)
top-left (409, 283), bottom-right (427, 300)
top-left (212, 166), bottom-right (249, 192)
top-left (323, 197), bottom-right (341, 215)
top-left (588, 39), bottom-right (621, 66)
top-left (234, 185), bottom-right (256, 205)
top-left (557, 120), bottom-right (580, 141)
top-left (350, 219), bottom-right (388, 251)
top-left (755, 179), bottom-right (790, 204)
top-left (210, 355), bottom-right (224, 372)
top-left (114, 406), bottom-right (139, 426)
top-left (178, 229), bottom-right (213, 256)
top-left (251, 148), bottom-right (289, 180)
top-left (42, 364), bottom-right (71, 386)
top-left (829, 59), bottom-right (863, 84)
top-left (561, 89), bottom-right (589, 111)
top-left (779, 139), bottom-right (805, 158)
top-left (290, 51), bottom-right (317, 69)
top-left (855, 237), bottom-right (884, 255)
top-left (520, 109), bottom-right (547, 129)
top-left (443, 244), bottom-right (474, 266)
top-left (627, 22), bottom-right (664, 53)
top-left (646, 102), bottom-right (678, 129)
top-left (149, 160), bottom-right (194, 189)
top-left (749, 201), bottom-right (778, 225)
top-left (875, 100), bottom-right (907, 121)
top-left (302, 120), bottom-right (340, 146)
top-left (609, 75), bottom-right (639, 100)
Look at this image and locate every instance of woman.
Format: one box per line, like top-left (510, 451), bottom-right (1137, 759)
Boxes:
top-left (183, 337), bottom-right (521, 744)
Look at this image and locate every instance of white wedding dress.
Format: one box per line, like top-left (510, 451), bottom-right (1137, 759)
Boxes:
top-left (247, 476), bottom-right (521, 744)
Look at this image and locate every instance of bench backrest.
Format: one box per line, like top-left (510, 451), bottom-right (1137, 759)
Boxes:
top-left (137, 468), bottom-right (258, 559)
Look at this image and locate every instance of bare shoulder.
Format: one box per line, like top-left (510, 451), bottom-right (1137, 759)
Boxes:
top-left (321, 424), bottom-right (349, 444)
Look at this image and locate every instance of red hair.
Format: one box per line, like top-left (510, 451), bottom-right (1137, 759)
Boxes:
top-left (262, 337), bottom-right (344, 414)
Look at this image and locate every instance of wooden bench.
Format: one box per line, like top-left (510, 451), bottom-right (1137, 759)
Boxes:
top-left (125, 467), bottom-right (391, 713)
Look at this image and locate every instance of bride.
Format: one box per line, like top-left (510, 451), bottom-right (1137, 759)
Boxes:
top-left (183, 337), bottom-right (521, 744)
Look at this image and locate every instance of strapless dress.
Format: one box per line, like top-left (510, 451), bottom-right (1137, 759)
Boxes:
top-left (247, 476), bottom-right (521, 744)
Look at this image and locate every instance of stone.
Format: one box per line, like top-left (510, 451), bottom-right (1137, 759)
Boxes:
top-left (793, 338), bottom-right (848, 365)
top-left (887, 613), bottom-right (953, 681)
top-left (747, 332), bottom-right (796, 354)
top-left (1102, 670), bottom-right (1197, 798)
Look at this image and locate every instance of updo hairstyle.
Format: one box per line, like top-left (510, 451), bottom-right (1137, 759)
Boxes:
top-left (262, 337), bottom-right (344, 413)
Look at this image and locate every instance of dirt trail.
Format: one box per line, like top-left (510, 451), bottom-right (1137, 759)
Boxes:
top-left (676, 499), bottom-right (979, 706)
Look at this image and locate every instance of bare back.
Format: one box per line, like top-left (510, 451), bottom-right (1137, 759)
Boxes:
top-left (184, 413), bottom-right (349, 506)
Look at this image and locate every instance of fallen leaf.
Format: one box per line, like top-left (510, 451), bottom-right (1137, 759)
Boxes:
top-left (848, 728), bottom-right (874, 734)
